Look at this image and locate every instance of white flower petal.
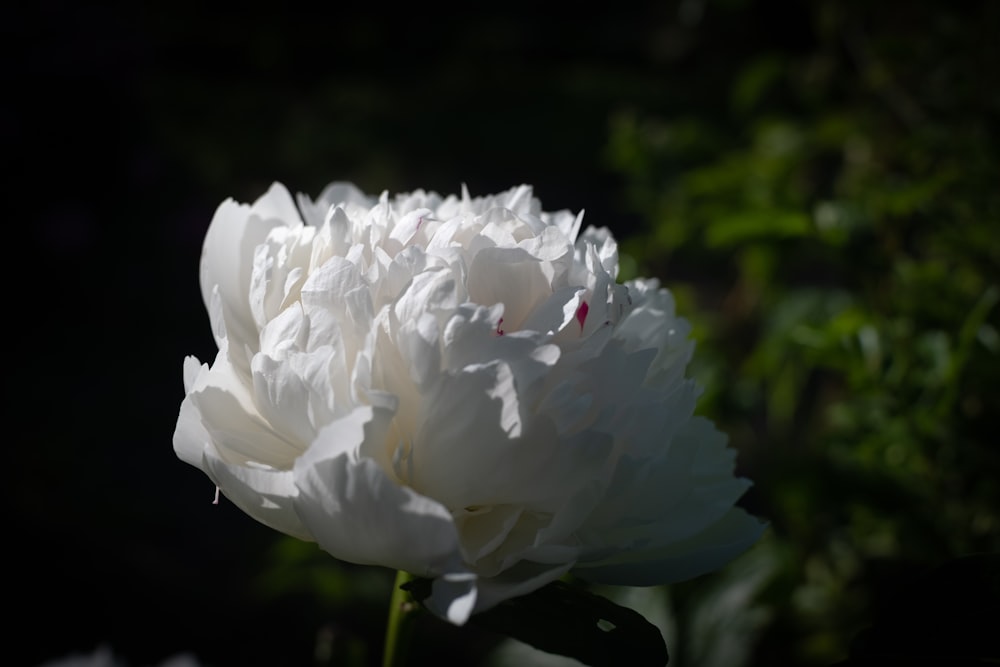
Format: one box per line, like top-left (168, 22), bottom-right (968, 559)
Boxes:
top-left (173, 390), bottom-right (210, 468)
top-left (293, 451), bottom-right (465, 577)
top-left (572, 508), bottom-right (767, 586)
top-left (296, 181), bottom-right (373, 227)
top-left (202, 448), bottom-right (311, 541)
top-left (519, 286), bottom-right (586, 337)
top-left (579, 417), bottom-right (753, 551)
top-left (179, 348), bottom-right (304, 468)
top-left (453, 505), bottom-right (526, 563)
top-left (200, 183), bottom-right (300, 361)
top-left (426, 572), bottom-right (479, 625)
top-left (182, 354), bottom-right (207, 394)
top-left (410, 361), bottom-right (523, 509)
top-left (467, 247), bottom-right (556, 332)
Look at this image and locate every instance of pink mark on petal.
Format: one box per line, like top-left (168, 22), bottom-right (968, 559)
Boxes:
top-left (212, 486), bottom-right (220, 505)
top-left (575, 301), bottom-right (590, 329)
top-left (495, 317), bottom-right (505, 336)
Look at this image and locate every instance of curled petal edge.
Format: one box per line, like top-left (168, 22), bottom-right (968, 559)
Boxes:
top-left (292, 450), bottom-right (469, 588)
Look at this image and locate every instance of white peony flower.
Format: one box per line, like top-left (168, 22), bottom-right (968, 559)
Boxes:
top-left (173, 181), bottom-right (765, 625)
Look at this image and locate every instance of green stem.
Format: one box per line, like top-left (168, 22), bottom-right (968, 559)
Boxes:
top-left (382, 570), bottom-right (419, 667)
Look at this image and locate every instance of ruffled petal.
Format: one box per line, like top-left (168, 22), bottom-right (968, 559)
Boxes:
top-left (584, 416), bottom-right (752, 547)
top-left (184, 349), bottom-right (304, 468)
top-left (293, 451), bottom-right (465, 578)
top-left (173, 356), bottom-right (210, 467)
top-left (572, 508), bottom-right (767, 586)
top-left (467, 246), bottom-right (558, 332)
top-left (201, 449), bottom-right (312, 541)
top-left (200, 182), bottom-right (301, 361)
top-left (410, 361), bottom-right (551, 510)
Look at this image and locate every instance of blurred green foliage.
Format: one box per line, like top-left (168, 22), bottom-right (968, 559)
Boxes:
top-left (607, 1), bottom-right (999, 665)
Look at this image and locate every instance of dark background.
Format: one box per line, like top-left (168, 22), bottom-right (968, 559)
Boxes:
top-left (10, 2), bottom-right (998, 666)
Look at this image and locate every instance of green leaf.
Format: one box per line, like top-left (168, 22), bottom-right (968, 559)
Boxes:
top-left (404, 578), bottom-right (669, 666)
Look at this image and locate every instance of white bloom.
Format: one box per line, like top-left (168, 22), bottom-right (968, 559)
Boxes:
top-left (173, 181), bottom-right (765, 625)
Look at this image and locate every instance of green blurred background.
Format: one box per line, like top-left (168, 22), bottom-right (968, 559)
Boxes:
top-left (12, 1), bottom-right (998, 665)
